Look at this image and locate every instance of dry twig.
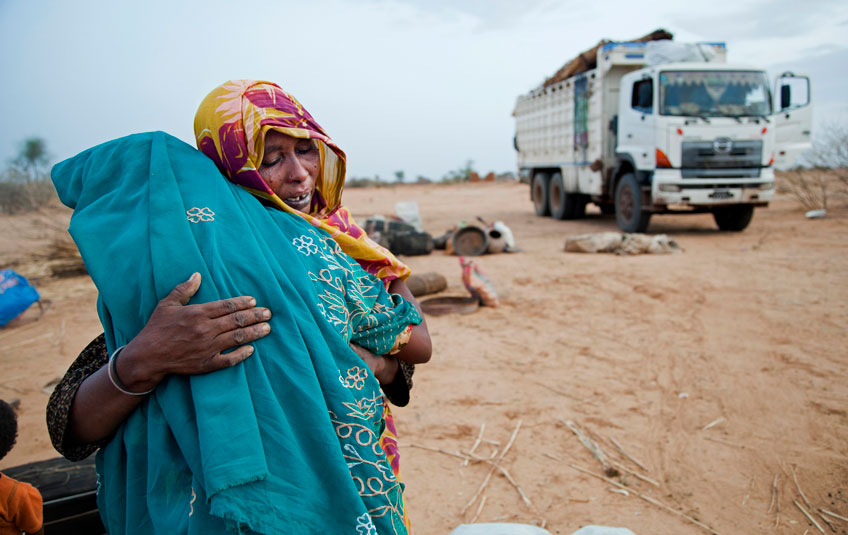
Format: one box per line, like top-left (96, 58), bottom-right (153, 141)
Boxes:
top-left (464, 423), bottom-right (486, 466)
top-left (768, 474), bottom-right (778, 514)
top-left (607, 435), bottom-right (650, 472)
top-left (470, 495), bottom-right (487, 523)
top-left (701, 417), bottom-right (725, 431)
top-left (461, 420), bottom-right (522, 515)
top-left (609, 459), bottom-right (660, 487)
top-left (791, 465), bottom-right (814, 511)
top-left (569, 463), bottom-right (720, 535)
top-left (819, 509), bottom-right (848, 523)
top-left (794, 500), bottom-right (826, 534)
top-left (561, 419), bottom-right (618, 476)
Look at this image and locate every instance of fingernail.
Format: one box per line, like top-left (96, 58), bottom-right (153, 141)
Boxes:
top-left (261, 324), bottom-right (271, 334)
top-left (248, 298), bottom-right (257, 307)
top-left (191, 272), bottom-right (200, 282)
top-left (262, 309), bottom-right (271, 319)
top-left (246, 346), bottom-right (255, 355)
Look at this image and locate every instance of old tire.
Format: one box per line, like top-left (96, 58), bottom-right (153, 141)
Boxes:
top-left (532, 173), bottom-right (551, 217)
top-left (713, 204), bottom-right (754, 231)
top-left (615, 173), bottom-right (651, 233)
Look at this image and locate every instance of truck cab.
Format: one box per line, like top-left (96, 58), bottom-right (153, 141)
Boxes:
top-left (514, 37), bottom-right (813, 233)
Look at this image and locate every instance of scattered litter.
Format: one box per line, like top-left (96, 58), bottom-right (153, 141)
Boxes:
top-left (363, 217), bottom-right (433, 256)
top-left (0, 269), bottom-right (41, 327)
top-left (405, 272), bottom-right (448, 297)
top-left (678, 392), bottom-right (689, 399)
top-left (460, 258), bottom-right (499, 307)
top-left (572, 526), bottom-right (635, 535)
top-left (565, 232), bottom-right (680, 255)
top-left (435, 219), bottom-right (518, 255)
top-left (451, 523), bottom-right (550, 535)
top-left (609, 488), bottom-right (630, 496)
top-left (394, 201), bottom-right (423, 230)
top-left (805, 209), bottom-right (827, 219)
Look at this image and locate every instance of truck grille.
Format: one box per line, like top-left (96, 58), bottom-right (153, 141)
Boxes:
top-left (681, 139), bottom-right (763, 178)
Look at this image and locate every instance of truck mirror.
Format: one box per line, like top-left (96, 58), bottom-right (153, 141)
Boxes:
top-left (780, 84), bottom-right (791, 110)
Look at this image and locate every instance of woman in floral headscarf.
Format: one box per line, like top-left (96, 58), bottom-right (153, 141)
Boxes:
top-left (46, 81), bottom-right (430, 529)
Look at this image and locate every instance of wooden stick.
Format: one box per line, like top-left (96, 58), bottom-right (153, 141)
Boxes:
top-left (407, 443), bottom-right (469, 461)
top-left (607, 435), bottom-right (650, 472)
top-left (794, 500), bottom-right (826, 534)
top-left (569, 463), bottom-right (721, 535)
top-left (470, 495), bottom-right (487, 523)
top-left (768, 474), bottom-right (778, 514)
top-left (701, 417), bottom-right (725, 431)
top-left (703, 436), bottom-right (745, 449)
top-left (791, 465), bottom-right (814, 511)
top-left (461, 420), bottom-right (522, 515)
top-left (609, 459), bottom-right (660, 487)
top-left (497, 465), bottom-right (533, 508)
top-left (817, 512), bottom-right (836, 533)
top-left (819, 509), bottom-right (848, 523)
top-left (561, 419), bottom-right (616, 475)
top-left (464, 423), bottom-right (486, 466)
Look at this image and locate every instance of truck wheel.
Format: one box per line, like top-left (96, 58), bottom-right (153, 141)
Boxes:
top-left (532, 173), bottom-right (551, 216)
top-left (615, 173), bottom-right (651, 233)
top-left (549, 173), bottom-right (586, 220)
top-left (713, 204), bottom-right (754, 231)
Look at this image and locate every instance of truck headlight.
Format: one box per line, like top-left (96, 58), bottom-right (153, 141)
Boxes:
top-left (658, 184), bottom-right (681, 193)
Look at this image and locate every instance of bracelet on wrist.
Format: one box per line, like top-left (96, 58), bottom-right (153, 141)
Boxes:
top-left (107, 345), bottom-right (155, 396)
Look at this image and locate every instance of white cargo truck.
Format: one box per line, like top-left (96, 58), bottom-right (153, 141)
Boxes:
top-left (513, 39), bottom-right (812, 232)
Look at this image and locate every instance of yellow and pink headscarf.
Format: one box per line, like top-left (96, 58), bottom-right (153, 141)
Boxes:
top-left (194, 80), bottom-right (410, 283)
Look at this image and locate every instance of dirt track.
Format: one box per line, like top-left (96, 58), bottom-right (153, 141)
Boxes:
top-left (1, 181), bottom-right (846, 534)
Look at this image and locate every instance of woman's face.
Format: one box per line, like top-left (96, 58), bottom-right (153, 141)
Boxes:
top-left (259, 130), bottom-right (320, 212)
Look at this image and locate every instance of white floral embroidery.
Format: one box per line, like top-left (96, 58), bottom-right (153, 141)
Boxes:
top-left (355, 513), bottom-right (377, 535)
top-left (186, 207), bottom-right (215, 223)
top-left (292, 235), bottom-right (318, 255)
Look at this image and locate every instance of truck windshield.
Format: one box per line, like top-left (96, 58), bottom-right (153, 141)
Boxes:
top-left (659, 71), bottom-right (772, 118)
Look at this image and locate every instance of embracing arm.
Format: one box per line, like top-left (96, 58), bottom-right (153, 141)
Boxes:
top-left (47, 273), bottom-right (272, 457)
top-left (388, 278), bottom-right (431, 365)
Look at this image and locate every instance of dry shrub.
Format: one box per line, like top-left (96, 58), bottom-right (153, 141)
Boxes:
top-left (0, 180), bottom-right (57, 214)
top-left (776, 168), bottom-right (835, 210)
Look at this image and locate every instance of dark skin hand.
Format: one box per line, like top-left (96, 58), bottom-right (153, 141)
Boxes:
top-left (69, 273), bottom-right (271, 444)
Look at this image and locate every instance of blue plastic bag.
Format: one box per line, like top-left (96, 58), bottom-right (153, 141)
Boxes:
top-left (0, 269), bottom-right (40, 326)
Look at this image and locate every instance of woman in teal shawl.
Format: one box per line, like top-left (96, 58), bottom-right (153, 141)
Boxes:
top-left (51, 130), bottom-right (422, 534)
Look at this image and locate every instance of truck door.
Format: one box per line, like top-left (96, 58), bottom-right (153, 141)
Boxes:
top-left (617, 73), bottom-right (656, 170)
top-left (773, 73), bottom-right (812, 169)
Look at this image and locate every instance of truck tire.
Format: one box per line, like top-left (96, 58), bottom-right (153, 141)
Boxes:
top-left (532, 173), bottom-right (551, 216)
top-left (615, 173), bottom-right (651, 233)
top-left (549, 173), bottom-right (587, 220)
top-left (713, 204), bottom-right (754, 231)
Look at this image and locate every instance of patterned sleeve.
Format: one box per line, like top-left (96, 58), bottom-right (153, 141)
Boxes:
top-left (46, 333), bottom-right (111, 461)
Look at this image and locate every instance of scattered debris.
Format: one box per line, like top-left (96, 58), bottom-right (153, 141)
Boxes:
top-left (569, 463), bottom-right (721, 535)
top-left (560, 419), bottom-right (618, 478)
top-left (701, 417), bottom-right (725, 431)
top-left (565, 232), bottom-right (680, 255)
top-left (405, 272), bottom-right (448, 297)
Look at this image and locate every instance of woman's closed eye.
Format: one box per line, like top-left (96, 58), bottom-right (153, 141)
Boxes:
top-left (261, 155), bottom-right (281, 168)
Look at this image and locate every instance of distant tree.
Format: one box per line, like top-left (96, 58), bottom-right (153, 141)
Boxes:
top-left (442, 159), bottom-right (475, 183)
top-left (780, 122), bottom-right (848, 211)
top-left (394, 170), bottom-right (405, 183)
top-left (12, 137), bottom-right (51, 181)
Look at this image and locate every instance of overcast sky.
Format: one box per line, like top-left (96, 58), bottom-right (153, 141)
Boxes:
top-left (1, 0), bottom-right (846, 180)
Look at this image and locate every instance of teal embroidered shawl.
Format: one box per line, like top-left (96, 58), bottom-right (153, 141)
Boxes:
top-left (51, 132), bottom-right (419, 534)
